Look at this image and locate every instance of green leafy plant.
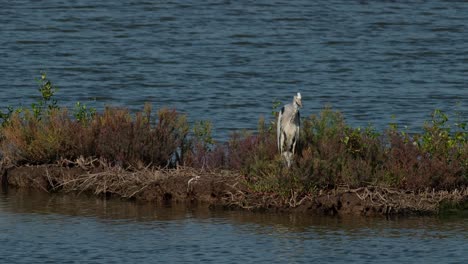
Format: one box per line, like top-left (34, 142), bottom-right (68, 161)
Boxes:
top-left (414, 109), bottom-right (467, 157)
top-left (193, 120), bottom-right (214, 150)
top-left (31, 72), bottom-right (59, 119)
top-left (0, 106), bottom-right (15, 127)
top-left (74, 102), bottom-right (96, 124)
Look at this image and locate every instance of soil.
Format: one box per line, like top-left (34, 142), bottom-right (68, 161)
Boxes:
top-left (1, 164), bottom-right (467, 217)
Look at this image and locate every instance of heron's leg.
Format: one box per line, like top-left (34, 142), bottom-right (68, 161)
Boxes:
top-left (284, 152), bottom-right (292, 168)
top-left (280, 131), bottom-right (286, 154)
top-left (292, 136), bottom-right (297, 155)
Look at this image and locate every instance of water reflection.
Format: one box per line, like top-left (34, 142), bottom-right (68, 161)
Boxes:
top-left (2, 187), bottom-right (467, 234)
top-left (1, 188), bottom-right (467, 263)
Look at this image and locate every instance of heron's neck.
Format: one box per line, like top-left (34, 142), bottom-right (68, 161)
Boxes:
top-left (288, 107), bottom-right (299, 124)
top-left (292, 102), bottom-right (299, 111)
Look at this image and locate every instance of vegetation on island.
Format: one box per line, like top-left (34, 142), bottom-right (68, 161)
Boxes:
top-left (0, 74), bottom-right (467, 211)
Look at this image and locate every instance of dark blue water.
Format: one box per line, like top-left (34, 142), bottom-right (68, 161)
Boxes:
top-left (0, 0), bottom-right (468, 263)
top-left (1, 2), bottom-right (467, 262)
top-left (1, 189), bottom-right (467, 263)
top-left (0, 0), bottom-right (466, 139)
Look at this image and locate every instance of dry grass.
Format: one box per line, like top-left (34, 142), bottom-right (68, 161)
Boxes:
top-left (221, 180), bottom-right (468, 215)
top-left (3, 156), bottom-right (466, 216)
top-left (33, 156), bottom-right (240, 202)
top-left (341, 185), bottom-right (468, 214)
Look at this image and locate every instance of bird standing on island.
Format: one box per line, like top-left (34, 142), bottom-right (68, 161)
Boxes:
top-left (277, 92), bottom-right (302, 167)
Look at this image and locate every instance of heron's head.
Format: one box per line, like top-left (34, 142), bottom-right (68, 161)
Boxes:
top-left (294, 92), bottom-right (302, 108)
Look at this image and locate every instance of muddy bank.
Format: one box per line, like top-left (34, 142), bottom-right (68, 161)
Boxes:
top-left (1, 164), bottom-right (467, 216)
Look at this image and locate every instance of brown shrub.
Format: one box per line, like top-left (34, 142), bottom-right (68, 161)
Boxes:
top-left (0, 105), bottom-right (189, 168)
top-left (227, 132), bottom-right (275, 172)
top-left (271, 107), bottom-right (467, 192)
top-left (1, 102), bottom-right (466, 193)
top-left (1, 109), bottom-right (76, 164)
top-left (379, 132), bottom-right (466, 191)
top-left (183, 143), bottom-right (227, 169)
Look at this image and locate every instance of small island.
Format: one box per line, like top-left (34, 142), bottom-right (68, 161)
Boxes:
top-left (1, 74), bottom-right (467, 216)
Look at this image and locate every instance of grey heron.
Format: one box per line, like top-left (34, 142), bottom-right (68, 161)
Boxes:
top-left (277, 92), bottom-right (302, 167)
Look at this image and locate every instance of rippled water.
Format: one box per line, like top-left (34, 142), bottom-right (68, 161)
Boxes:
top-left (1, 2), bottom-right (467, 262)
top-left (1, 0), bottom-right (467, 139)
top-left (1, 188), bottom-right (467, 263)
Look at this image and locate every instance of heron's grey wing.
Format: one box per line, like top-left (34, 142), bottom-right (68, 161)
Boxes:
top-left (291, 110), bottom-right (300, 155)
top-left (277, 107), bottom-right (283, 153)
top-left (296, 111), bottom-right (300, 138)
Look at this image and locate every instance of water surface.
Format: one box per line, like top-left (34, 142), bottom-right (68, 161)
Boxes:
top-left (1, 188), bottom-right (467, 263)
top-left (1, 2), bottom-right (467, 262)
top-left (0, 0), bottom-right (467, 139)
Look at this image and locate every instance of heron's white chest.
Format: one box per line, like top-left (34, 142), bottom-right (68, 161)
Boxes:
top-left (283, 122), bottom-right (299, 138)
